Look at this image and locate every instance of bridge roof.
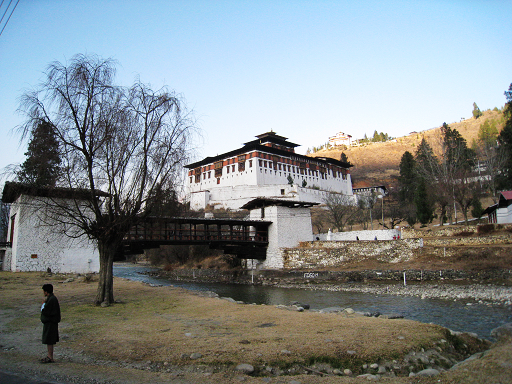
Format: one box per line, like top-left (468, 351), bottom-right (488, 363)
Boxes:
top-left (142, 216), bottom-right (272, 227)
top-left (240, 198), bottom-right (319, 210)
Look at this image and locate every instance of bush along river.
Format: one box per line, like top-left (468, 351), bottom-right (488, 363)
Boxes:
top-left (113, 263), bottom-right (512, 341)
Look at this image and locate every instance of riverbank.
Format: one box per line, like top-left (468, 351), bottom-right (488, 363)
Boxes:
top-left (1, 271), bottom-right (511, 384)
top-left (152, 268), bottom-right (512, 306)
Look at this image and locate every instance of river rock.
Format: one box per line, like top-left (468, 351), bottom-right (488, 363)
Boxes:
top-left (235, 363), bottom-right (254, 374)
top-left (490, 323), bottom-right (512, 341)
top-left (319, 306), bottom-right (344, 313)
top-left (415, 368), bottom-right (440, 377)
top-left (221, 297), bottom-right (237, 303)
top-left (380, 313), bottom-right (404, 319)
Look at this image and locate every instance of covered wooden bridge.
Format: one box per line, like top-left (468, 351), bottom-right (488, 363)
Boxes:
top-left (122, 216), bottom-right (272, 259)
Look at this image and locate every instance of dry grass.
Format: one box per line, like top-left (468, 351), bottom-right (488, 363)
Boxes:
top-left (0, 272), bottom-right (441, 365)
top-left (1, 271), bottom-right (511, 383)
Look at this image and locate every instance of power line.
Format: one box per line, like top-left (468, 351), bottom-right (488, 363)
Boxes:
top-left (0, 0), bottom-right (20, 38)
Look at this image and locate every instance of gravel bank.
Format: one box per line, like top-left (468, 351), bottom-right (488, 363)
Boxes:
top-left (271, 282), bottom-right (512, 306)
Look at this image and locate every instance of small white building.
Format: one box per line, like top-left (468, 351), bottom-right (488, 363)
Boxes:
top-left (1, 182), bottom-right (100, 273)
top-left (328, 132), bottom-right (352, 147)
top-left (240, 198), bottom-right (318, 270)
top-left (483, 191), bottom-right (512, 224)
top-left (185, 131), bottom-right (354, 210)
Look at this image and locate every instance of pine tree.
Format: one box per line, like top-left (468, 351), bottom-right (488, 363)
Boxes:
top-left (398, 151), bottom-right (416, 203)
top-left (17, 120), bottom-right (61, 187)
top-left (415, 177), bottom-right (434, 226)
top-left (340, 152), bottom-right (351, 165)
top-left (472, 102), bottom-right (483, 119)
top-left (497, 83), bottom-right (512, 189)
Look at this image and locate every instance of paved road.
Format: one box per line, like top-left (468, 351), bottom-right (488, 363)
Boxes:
top-left (0, 370), bottom-right (60, 384)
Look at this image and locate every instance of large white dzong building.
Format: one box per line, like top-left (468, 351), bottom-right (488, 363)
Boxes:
top-left (185, 132), bottom-right (354, 210)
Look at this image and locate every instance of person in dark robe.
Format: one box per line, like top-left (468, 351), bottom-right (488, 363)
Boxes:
top-left (40, 283), bottom-right (61, 363)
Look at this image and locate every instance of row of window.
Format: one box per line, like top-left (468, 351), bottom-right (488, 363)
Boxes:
top-left (193, 151), bottom-right (346, 176)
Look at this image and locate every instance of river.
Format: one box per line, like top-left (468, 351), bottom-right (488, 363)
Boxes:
top-left (113, 263), bottom-right (512, 340)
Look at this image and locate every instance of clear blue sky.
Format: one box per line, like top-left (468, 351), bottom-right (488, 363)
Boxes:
top-left (1, 0), bottom-right (511, 177)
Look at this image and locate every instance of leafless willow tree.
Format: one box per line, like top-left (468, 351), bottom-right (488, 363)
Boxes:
top-left (17, 54), bottom-right (196, 305)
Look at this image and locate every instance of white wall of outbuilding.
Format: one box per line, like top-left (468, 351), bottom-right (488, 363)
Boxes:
top-left (3, 195), bottom-right (99, 273)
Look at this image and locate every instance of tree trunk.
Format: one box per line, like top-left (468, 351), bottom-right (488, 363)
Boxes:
top-left (95, 238), bottom-right (120, 306)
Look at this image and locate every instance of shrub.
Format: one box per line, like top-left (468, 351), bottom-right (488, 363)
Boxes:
top-left (454, 231), bottom-right (474, 237)
top-left (477, 224), bottom-right (495, 234)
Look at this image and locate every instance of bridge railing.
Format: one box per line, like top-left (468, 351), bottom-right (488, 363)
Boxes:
top-left (124, 218), bottom-right (269, 244)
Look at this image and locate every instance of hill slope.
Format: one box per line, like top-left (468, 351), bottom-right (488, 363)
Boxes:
top-left (310, 109), bottom-right (504, 189)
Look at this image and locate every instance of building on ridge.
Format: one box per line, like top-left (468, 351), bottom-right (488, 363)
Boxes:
top-left (185, 131), bottom-right (354, 210)
top-left (328, 132), bottom-right (352, 147)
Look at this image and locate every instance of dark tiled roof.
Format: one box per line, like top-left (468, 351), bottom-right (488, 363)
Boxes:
top-left (240, 198), bottom-right (319, 210)
top-left (1, 181), bottom-right (109, 203)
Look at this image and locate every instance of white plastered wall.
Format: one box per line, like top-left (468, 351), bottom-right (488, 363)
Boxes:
top-left (6, 195), bottom-right (100, 273)
top-left (248, 204), bottom-right (314, 269)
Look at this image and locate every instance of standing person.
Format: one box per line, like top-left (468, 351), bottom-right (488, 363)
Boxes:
top-left (40, 283), bottom-right (61, 363)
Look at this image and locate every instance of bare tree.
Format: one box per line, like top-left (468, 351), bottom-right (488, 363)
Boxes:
top-left (356, 193), bottom-right (379, 230)
top-left (17, 54), bottom-right (196, 305)
top-left (322, 193), bottom-right (357, 232)
top-left (475, 141), bottom-right (507, 203)
top-left (381, 190), bottom-right (406, 229)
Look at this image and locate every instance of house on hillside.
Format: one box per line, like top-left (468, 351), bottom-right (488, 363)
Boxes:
top-left (328, 132), bottom-right (352, 147)
top-left (185, 131), bottom-right (354, 210)
top-left (1, 182), bottom-right (102, 273)
top-left (483, 191), bottom-right (512, 224)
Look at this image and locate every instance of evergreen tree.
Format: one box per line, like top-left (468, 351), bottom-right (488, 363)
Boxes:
top-left (471, 195), bottom-right (484, 219)
top-left (497, 83), bottom-right (512, 189)
top-left (415, 138), bottom-right (437, 177)
top-left (441, 123), bottom-right (475, 170)
top-left (17, 119), bottom-right (61, 187)
top-left (0, 201), bottom-right (9, 242)
top-left (477, 119), bottom-right (499, 146)
top-left (398, 151), bottom-right (416, 203)
top-left (340, 152), bottom-right (351, 165)
top-left (472, 102), bottom-right (483, 119)
top-left (415, 177), bottom-right (435, 226)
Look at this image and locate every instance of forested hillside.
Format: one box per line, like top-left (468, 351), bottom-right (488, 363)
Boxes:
top-left (309, 109), bottom-right (505, 190)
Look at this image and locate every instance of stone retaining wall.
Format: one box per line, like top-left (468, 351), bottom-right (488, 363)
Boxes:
top-left (156, 268), bottom-right (512, 284)
top-left (423, 235), bottom-right (512, 247)
top-left (401, 224), bottom-right (512, 239)
top-left (282, 239), bottom-right (423, 269)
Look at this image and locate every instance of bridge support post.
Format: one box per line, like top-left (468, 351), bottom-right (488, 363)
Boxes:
top-left (243, 199), bottom-right (316, 270)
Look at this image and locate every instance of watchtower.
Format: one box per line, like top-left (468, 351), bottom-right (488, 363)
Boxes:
top-left (240, 198), bottom-right (318, 269)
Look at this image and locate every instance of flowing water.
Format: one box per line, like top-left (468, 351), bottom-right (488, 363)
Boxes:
top-left (114, 263), bottom-right (512, 340)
